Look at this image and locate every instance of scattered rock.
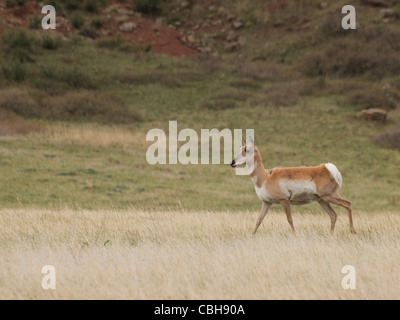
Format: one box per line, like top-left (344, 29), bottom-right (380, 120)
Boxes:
top-left (224, 42), bottom-right (240, 51)
top-left (218, 6), bottom-right (226, 15)
top-left (187, 34), bottom-right (196, 44)
top-left (79, 26), bottom-right (98, 39)
top-left (360, 108), bottom-right (388, 122)
top-left (115, 15), bottom-right (129, 24)
top-left (360, 0), bottom-right (387, 7)
top-left (181, 0), bottom-right (191, 9)
top-left (226, 30), bottom-right (238, 42)
top-left (199, 46), bottom-right (212, 53)
top-left (211, 20), bottom-right (222, 26)
top-left (232, 20), bottom-right (244, 29)
top-left (153, 18), bottom-right (162, 32)
top-left (380, 9), bottom-right (398, 23)
top-left (320, 2), bottom-right (328, 9)
top-left (119, 22), bottom-right (136, 32)
top-left (238, 36), bottom-right (246, 46)
top-left (226, 13), bottom-right (235, 21)
top-left (116, 8), bottom-right (131, 16)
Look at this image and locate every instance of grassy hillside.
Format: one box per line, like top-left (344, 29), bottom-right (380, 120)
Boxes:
top-left (0, 0), bottom-right (399, 212)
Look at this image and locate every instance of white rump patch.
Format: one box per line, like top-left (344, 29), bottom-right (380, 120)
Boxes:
top-left (325, 163), bottom-right (342, 188)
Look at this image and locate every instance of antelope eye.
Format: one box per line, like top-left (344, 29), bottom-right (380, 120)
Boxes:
top-left (245, 148), bottom-right (250, 154)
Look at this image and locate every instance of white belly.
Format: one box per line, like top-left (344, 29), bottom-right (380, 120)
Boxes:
top-left (279, 179), bottom-right (318, 204)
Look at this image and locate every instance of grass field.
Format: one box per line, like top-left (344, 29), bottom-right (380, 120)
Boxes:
top-left (1, 0), bottom-right (400, 301)
top-left (1, 208), bottom-right (400, 299)
top-left (1, 97), bottom-right (399, 212)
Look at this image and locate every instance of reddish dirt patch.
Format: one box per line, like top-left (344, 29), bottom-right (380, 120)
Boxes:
top-left (1, 0), bottom-right (38, 29)
top-left (99, 1), bottom-right (197, 57)
top-left (0, 0), bottom-right (197, 57)
top-left (267, 0), bottom-right (287, 12)
top-left (107, 16), bottom-right (197, 57)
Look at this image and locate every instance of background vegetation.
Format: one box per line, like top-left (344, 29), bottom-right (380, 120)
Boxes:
top-left (0, 0), bottom-right (399, 213)
top-left (1, 0), bottom-right (400, 301)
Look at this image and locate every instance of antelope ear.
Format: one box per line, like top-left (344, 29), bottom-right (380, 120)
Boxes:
top-left (249, 135), bottom-right (254, 146)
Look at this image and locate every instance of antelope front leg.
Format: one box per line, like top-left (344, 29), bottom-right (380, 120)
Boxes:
top-left (279, 200), bottom-right (296, 233)
top-left (253, 201), bottom-right (271, 235)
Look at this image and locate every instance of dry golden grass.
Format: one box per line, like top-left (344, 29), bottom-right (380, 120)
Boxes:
top-left (36, 123), bottom-right (146, 147)
top-left (1, 208), bottom-right (400, 300)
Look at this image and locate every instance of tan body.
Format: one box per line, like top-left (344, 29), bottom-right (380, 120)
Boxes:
top-left (231, 139), bottom-right (356, 235)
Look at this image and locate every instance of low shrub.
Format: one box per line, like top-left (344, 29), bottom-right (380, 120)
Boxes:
top-left (0, 88), bottom-right (41, 117)
top-left (343, 88), bottom-right (397, 110)
top-left (79, 26), bottom-right (99, 39)
top-left (236, 61), bottom-right (298, 82)
top-left (199, 98), bottom-right (237, 110)
top-left (41, 90), bottom-right (142, 123)
top-left (5, 0), bottom-right (26, 7)
top-left (249, 83), bottom-right (300, 107)
top-left (91, 17), bottom-right (103, 29)
top-left (299, 38), bottom-right (400, 79)
top-left (2, 29), bottom-right (35, 51)
top-left (29, 15), bottom-right (41, 30)
top-left (329, 81), bottom-right (399, 110)
top-left (41, 35), bottom-right (62, 50)
top-left (0, 109), bottom-right (42, 136)
top-left (85, 0), bottom-right (99, 12)
top-left (2, 62), bottom-right (27, 82)
top-left (132, 0), bottom-right (162, 15)
top-left (65, 0), bottom-right (80, 10)
top-left (70, 13), bottom-right (85, 29)
top-left (375, 129), bottom-right (400, 149)
top-left (38, 65), bottom-right (97, 90)
top-left (116, 70), bottom-right (182, 88)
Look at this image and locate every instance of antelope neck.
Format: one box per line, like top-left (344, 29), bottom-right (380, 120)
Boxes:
top-left (250, 153), bottom-right (267, 188)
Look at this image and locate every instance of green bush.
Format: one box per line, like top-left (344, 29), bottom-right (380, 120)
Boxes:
top-left (132, 0), bottom-right (162, 15)
top-left (2, 29), bottom-right (36, 62)
top-left (41, 90), bottom-right (142, 123)
top-left (29, 15), bottom-right (41, 30)
top-left (47, 0), bottom-right (66, 15)
top-left (70, 13), bottom-right (85, 29)
top-left (375, 129), bottom-right (400, 149)
top-left (36, 64), bottom-right (97, 91)
top-left (85, 0), bottom-right (99, 12)
top-left (65, 0), bottom-right (80, 10)
top-left (78, 26), bottom-right (98, 39)
top-left (2, 29), bottom-right (34, 51)
top-left (298, 38), bottom-right (400, 79)
top-left (91, 17), bottom-right (103, 29)
top-left (5, 0), bottom-right (26, 7)
top-left (0, 88), bottom-right (40, 117)
top-left (166, 16), bottom-right (180, 25)
top-left (41, 35), bottom-right (62, 50)
top-left (59, 67), bottom-right (96, 89)
top-left (342, 87), bottom-right (397, 110)
top-left (2, 63), bottom-right (27, 82)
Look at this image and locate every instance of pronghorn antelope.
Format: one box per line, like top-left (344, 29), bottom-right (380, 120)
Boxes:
top-left (230, 137), bottom-right (356, 235)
